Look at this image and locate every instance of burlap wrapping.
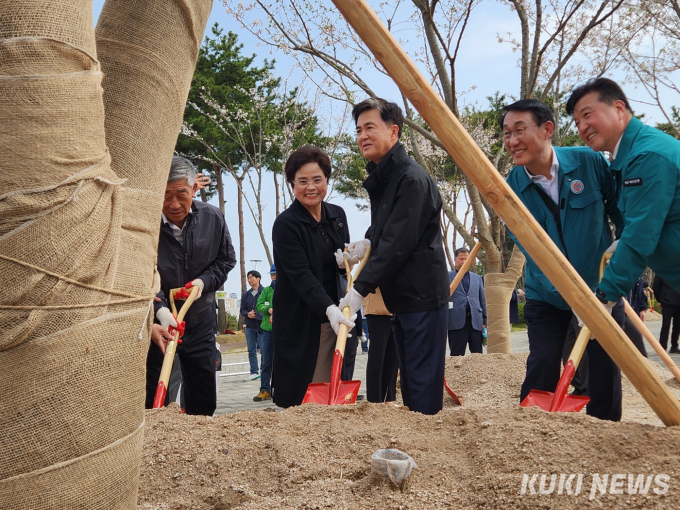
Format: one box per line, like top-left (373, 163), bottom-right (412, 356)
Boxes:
top-left (96, 0), bottom-right (212, 295)
top-left (0, 1), bottom-right (210, 507)
top-left (485, 245), bottom-right (525, 354)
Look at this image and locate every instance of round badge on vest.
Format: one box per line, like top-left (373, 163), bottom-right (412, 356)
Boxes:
top-left (570, 180), bottom-right (584, 194)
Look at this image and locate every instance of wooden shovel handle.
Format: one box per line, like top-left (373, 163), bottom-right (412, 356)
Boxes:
top-left (568, 326), bottom-right (591, 369)
top-left (335, 245), bottom-right (372, 357)
top-left (168, 285), bottom-right (200, 321)
top-left (158, 285), bottom-right (200, 389)
top-left (623, 299), bottom-right (680, 385)
top-left (345, 245), bottom-right (372, 291)
top-left (449, 242), bottom-right (482, 296)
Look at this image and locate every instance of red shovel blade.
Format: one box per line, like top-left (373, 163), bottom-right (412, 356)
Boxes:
top-left (152, 381), bottom-right (167, 409)
top-left (521, 390), bottom-right (590, 412)
top-left (444, 377), bottom-right (462, 405)
top-left (520, 359), bottom-right (590, 412)
top-left (302, 347), bottom-right (362, 405)
top-left (302, 380), bottom-right (362, 405)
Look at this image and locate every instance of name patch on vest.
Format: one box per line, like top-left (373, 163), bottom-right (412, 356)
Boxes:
top-left (624, 177), bottom-right (643, 187)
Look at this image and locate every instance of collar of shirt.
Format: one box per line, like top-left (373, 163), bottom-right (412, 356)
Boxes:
top-left (611, 134), bottom-right (623, 161)
top-left (524, 147), bottom-right (560, 203)
top-left (161, 210), bottom-right (193, 244)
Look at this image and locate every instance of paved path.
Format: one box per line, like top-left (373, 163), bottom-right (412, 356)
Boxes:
top-left (510, 318), bottom-right (680, 369)
top-left (215, 347), bottom-right (369, 415)
top-left (214, 319), bottom-right (678, 415)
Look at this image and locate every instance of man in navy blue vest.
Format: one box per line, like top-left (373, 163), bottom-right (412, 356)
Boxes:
top-left (447, 247), bottom-right (486, 355)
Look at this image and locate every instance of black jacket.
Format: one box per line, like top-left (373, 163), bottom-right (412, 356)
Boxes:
top-left (653, 275), bottom-right (680, 308)
top-left (271, 199), bottom-right (349, 408)
top-left (156, 200), bottom-right (236, 328)
top-left (241, 285), bottom-right (264, 329)
top-left (353, 142), bottom-right (449, 314)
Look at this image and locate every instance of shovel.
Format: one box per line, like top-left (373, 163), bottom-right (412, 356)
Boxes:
top-left (520, 325), bottom-right (591, 412)
top-left (521, 253), bottom-right (612, 412)
top-left (152, 284), bottom-right (200, 408)
top-left (444, 377), bottom-right (462, 405)
top-left (303, 246), bottom-right (371, 405)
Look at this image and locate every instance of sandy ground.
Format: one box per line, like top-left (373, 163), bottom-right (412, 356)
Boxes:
top-left (138, 353), bottom-right (680, 509)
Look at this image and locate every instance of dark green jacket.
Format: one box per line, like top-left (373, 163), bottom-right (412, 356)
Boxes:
top-left (506, 146), bottom-right (623, 310)
top-left (599, 117), bottom-right (680, 300)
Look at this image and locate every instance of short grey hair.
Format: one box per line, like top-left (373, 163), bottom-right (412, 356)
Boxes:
top-left (169, 155), bottom-right (196, 185)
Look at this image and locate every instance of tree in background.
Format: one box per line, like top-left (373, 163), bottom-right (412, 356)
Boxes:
top-left (223, 0), bottom-right (628, 351)
top-left (176, 25), bottom-right (272, 294)
top-left (178, 26), bottom-right (331, 296)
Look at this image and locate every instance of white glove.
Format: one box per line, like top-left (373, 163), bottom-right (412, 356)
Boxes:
top-left (156, 307), bottom-right (178, 330)
top-left (334, 249), bottom-right (347, 269)
top-left (345, 239), bottom-right (371, 263)
top-left (186, 278), bottom-right (204, 299)
top-left (574, 295), bottom-right (615, 331)
top-left (338, 287), bottom-right (365, 316)
top-left (605, 239), bottom-right (618, 254)
top-left (326, 305), bottom-right (356, 336)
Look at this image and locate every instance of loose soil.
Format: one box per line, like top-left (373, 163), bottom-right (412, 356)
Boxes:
top-left (139, 354), bottom-right (680, 509)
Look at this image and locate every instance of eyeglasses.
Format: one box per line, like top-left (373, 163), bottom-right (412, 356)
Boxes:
top-left (294, 177), bottom-right (327, 188)
top-left (502, 125), bottom-right (538, 141)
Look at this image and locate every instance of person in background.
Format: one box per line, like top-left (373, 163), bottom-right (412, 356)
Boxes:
top-left (653, 275), bottom-right (680, 353)
top-left (240, 270), bottom-right (264, 381)
top-left (254, 264), bottom-right (277, 401)
top-left (271, 145), bottom-right (354, 408)
top-left (447, 247), bottom-right (487, 356)
top-left (509, 289), bottom-right (519, 325)
top-left (624, 277), bottom-right (649, 357)
top-left (361, 310), bottom-right (370, 353)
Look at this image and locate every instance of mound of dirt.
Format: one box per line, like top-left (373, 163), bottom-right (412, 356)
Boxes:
top-left (138, 354), bottom-right (680, 509)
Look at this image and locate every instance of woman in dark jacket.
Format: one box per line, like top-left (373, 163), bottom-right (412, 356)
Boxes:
top-left (271, 145), bottom-right (353, 408)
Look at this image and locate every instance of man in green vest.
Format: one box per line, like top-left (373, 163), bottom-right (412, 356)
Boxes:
top-left (254, 264), bottom-right (276, 402)
top-left (566, 78), bottom-right (680, 302)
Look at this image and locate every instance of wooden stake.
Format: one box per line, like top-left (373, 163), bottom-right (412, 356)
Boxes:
top-left (330, 0), bottom-right (680, 425)
top-left (624, 300), bottom-right (680, 385)
top-left (449, 242), bottom-right (482, 296)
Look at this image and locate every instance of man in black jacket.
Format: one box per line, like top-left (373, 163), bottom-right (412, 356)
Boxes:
top-left (146, 156), bottom-right (236, 415)
top-left (338, 98), bottom-right (449, 415)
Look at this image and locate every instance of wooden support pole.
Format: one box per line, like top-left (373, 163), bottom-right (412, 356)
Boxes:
top-left (450, 242), bottom-right (482, 296)
top-left (624, 300), bottom-right (680, 385)
top-left (330, 0), bottom-right (680, 426)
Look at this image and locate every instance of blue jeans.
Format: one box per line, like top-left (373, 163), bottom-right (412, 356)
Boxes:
top-left (259, 330), bottom-right (273, 393)
top-left (245, 327), bottom-right (263, 375)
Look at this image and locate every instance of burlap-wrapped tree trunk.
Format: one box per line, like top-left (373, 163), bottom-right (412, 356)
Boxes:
top-left (484, 245), bottom-right (525, 353)
top-left (0, 1), bottom-right (210, 508)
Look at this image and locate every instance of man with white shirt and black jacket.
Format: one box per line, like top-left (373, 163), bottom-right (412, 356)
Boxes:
top-left (146, 156), bottom-right (236, 416)
top-left (503, 99), bottom-right (624, 421)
